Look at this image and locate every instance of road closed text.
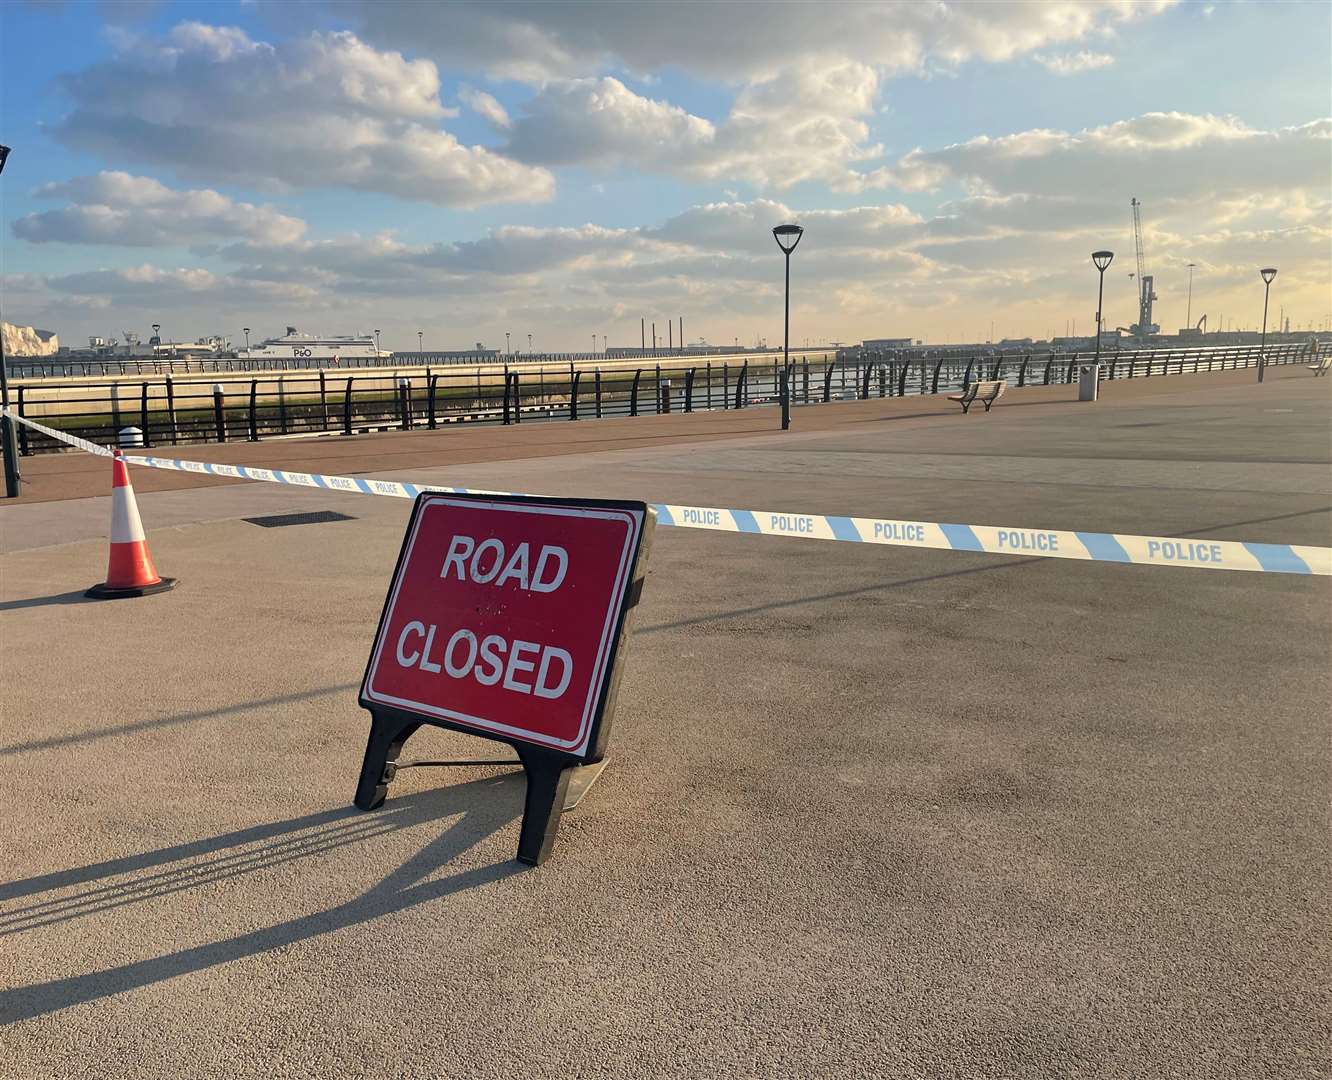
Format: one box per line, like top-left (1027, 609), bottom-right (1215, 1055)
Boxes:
top-left (396, 622), bottom-right (573, 699)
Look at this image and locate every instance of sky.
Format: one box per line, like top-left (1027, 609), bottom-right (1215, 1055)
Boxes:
top-left (1, 0), bottom-right (1329, 352)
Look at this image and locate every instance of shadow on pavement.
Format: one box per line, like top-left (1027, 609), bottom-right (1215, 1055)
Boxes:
top-left (0, 776), bottom-right (524, 1022)
top-left (0, 590), bottom-right (94, 612)
top-left (0, 683), bottom-right (361, 758)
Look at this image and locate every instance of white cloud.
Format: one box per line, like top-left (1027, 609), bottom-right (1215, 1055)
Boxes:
top-left (1035, 51), bottom-right (1115, 75)
top-left (13, 171), bottom-right (308, 246)
top-left (894, 114), bottom-right (1332, 199)
top-left (505, 63), bottom-right (891, 190)
top-left (458, 86), bottom-right (512, 130)
top-left (345, 1), bottom-right (1174, 83)
top-left (52, 23), bottom-right (554, 207)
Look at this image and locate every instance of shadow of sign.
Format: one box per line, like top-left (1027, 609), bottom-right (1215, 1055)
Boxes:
top-left (0, 776), bottom-right (524, 1023)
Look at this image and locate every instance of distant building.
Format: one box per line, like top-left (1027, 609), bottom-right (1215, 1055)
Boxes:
top-left (861, 337), bottom-right (913, 348)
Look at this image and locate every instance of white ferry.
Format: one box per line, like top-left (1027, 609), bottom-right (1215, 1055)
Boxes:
top-left (245, 327), bottom-right (386, 362)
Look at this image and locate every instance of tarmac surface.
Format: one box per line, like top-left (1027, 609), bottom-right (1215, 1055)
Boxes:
top-left (1, 366), bottom-right (1329, 1078)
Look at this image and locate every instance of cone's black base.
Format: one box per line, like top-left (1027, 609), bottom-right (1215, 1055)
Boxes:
top-left (85, 576), bottom-right (178, 600)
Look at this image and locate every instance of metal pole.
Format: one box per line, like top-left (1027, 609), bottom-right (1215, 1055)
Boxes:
top-left (0, 312), bottom-right (19, 496)
top-left (1094, 267), bottom-right (1106, 369)
top-left (781, 249), bottom-right (791, 431)
top-left (1259, 279), bottom-right (1271, 383)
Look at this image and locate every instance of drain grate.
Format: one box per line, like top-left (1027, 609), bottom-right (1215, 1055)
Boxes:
top-left (244, 510), bottom-right (357, 528)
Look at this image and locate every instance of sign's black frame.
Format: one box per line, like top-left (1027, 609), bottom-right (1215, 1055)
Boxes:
top-left (354, 490), bottom-right (655, 865)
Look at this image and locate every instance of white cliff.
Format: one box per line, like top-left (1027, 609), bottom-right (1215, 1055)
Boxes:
top-left (2, 322), bottom-right (59, 356)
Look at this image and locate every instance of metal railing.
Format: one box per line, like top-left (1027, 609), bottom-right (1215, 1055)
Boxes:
top-left (11, 342), bottom-right (1323, 456)
top-left (6, 345), bottom-right (799, 379)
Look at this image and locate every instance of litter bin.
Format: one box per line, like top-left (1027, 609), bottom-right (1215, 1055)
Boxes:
top-left (1078, 363), bottom-right (1100, 402)
top-left (118, 426), bottom-right (145, 448)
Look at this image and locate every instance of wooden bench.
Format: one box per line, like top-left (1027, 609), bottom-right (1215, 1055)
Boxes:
top-left (1307, 356), bottom-right (1331, 377)
top-left (948, 379), bottom-right (1007, 414)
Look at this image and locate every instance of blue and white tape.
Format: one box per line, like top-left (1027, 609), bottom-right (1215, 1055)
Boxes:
top-left (6, 409), bottom-right (1329, 576)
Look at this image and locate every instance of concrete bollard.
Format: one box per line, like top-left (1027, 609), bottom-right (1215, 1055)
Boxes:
top-left (118, 426), bottom-right (145, 449)
top-left (1078, 364), bottom-right (1100, 402)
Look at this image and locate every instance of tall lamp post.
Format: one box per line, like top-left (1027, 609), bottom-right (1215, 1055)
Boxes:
top-left (374, 329), bottom-right (382, 355)
top-left (1258, 267), bottom-right (1277, 383)
top-left (506, 331), bottom-right (511, 357)
top-left (527, 333), bottom-right (532, 355)
top-left (1091, 250), bottom-right (1114, 370)
top-left (1185, 263), bottom-right (1196, 330)
top-left (418, 330), bottom-right (423, 354)
top-left (242, 327), bottom-right (251, 357)
top-left (0, 143), bottom-right (18, 496)
top-left (772, 222), bottom-right (804, 431)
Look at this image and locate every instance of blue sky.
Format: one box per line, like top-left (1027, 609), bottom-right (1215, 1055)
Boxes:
top-left (2, 0), bottom-right (1329, 350)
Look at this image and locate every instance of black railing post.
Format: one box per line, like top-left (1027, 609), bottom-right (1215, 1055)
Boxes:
top-left (962, 358), bottom-right (974, 391)
top-left (278, 376), bottom-right (288, 435)
top-left (931, 358), bottom-right (945, 394)
top-left (684, 368), bottom-right (695, 412)
top-left (723, 363), bottom-right (729, 409)
top-left (896, 360), bottom-right (909, 397)
top-left (1018, 355), bottom-right (1028, 387)
top-left (343, 377), bottom-right (353, 436)
top-left (503, 372), bottom-right (512, 425)
top-left (428, 374), bottom-right (438, 429)
top-left (512, 372), bottom-right (521, 423)
top-left (165, 376), bottom-right (178, 444)
top-left (860, 364), bottom-right (871, 399)
top-left (736, 362), bottom-right (747, 409)
top-left (1065, 354), bottom-right (1078, 383)
top-left (319, 370), bottom-right (328, 431)
top-left (16, 387), bottom-right (28, 455)
top-left (140, 382), bottom-right (151, 447)
top-left (824, 361), bottom-right (834, 402)
top-left (595, 368), bottom-right (602, 418)
top-left (570, 370), bottom-right (581, 420)
top-left (212, 383), bottom-right (227, 443)
top-left (630, 369), bottom-right (641, 416)
top-left (249, 379), bottom-right (258, 441)
top-left (398, 378), bottom-right (412, 430)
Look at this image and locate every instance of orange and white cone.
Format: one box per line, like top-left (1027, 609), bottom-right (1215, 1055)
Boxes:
top-left (85, 450), bottom-right (177, 599)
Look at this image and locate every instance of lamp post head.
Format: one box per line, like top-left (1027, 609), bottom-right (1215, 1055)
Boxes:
top-left (1092, 250), bottom-right (1114, 272)
top-left (242, 326), bottom-right (250, 334)
top-left (1260, 267), bottom-right (1277, 285)
top-left (773, 223), bottom-right (804, 255)
top-left (152, 324), bottom-right (160, 333)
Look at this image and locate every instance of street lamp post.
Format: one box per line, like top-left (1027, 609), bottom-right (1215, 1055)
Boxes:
top-left (374, 329), bottom-right (382, 355)
top-left (1185, 263), bottom-right (1196, 330)
top-left (418, 330), bottom-right (423, 354)
top-left (772, 223), bottom-right (804, 431)
top-left (1258, 267), bottom-right (1277, 383)
top-left (243, 327), bottom-right (251, 357)
top-left (0, 142), bottom-right (19, 496)
top-left (506, 331), bottom-right (511, 357)
top-left (1091, 250), bottom-right (1114, 370)
top-left (527, 333), bottom-right (532, 356)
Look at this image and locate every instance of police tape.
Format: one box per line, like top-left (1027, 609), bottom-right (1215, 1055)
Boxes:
top-left (4, 408), bottom-right (1329, 576)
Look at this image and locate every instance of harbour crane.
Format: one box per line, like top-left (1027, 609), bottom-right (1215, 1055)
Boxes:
top-left (1129, 197), bottom-right (1159, 337)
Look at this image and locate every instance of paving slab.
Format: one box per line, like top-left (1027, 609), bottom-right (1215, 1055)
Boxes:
top-left (0, 366), bottom-right (1328, 1079)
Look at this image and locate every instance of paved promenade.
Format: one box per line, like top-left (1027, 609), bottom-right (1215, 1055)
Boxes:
top-left (1, 366), bottom-right (1328, 1078)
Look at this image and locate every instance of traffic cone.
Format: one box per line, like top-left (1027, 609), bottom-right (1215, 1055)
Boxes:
top-left (85, 450), bottom-right (177, 599)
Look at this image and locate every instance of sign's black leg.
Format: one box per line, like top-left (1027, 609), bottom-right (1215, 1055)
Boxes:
top-left (515, 745), bottom-right (575, 866)
top-left (354, 712), bottom-right (421, 810)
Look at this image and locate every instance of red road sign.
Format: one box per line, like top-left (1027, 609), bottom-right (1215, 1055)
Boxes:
top-left (361, 493), bottom-right (651, 759)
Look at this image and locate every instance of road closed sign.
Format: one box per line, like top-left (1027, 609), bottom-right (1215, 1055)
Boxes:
top-left (360, 493), bottom-right (653, 761)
